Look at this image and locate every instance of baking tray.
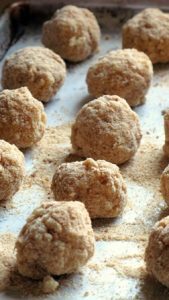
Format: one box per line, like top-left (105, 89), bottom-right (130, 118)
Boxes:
top-left (0, 1), bottom-right (169, 299)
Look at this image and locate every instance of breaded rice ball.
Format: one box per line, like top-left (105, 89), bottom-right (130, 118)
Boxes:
top-left (0, 140), bottom-right (25, 201)
top-left (0, 87), bottom-right (46, 148)
top-left (71, 95), bottom-right (142, 165)
top-left (145, 216), bottom-right (169, 288)
top-left (86, 48), bottom-right (153, 107)
top-left (42, 5), bottom-right (100, 62)
top-left (2, 47), bottom-right (66, 102)
top-left (163, 109), bottom-right (169, 157)
top-left (16, 201), bottom-right (95, 279)
top-left (51, 158), bottom-right (127, 218)
top-left (122, 8), bottom-right (169, 64)
top-left (161, 165), bottom-right (169, 204)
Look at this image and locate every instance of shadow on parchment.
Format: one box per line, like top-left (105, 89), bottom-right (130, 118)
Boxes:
top-left (64, 153), bottom-right (84, 163)
top-left (158, 153), bottom-right (169, 174)
top-left (92, 216), bottom-right (119, 229)
top-left (4, 264), bottom-right (71, 298)
top-left (158, 206), bottom-right (169, 221)
top-left (75, 94), bottom-right (94, 113)
top-left (153, 63), bottom-right (169, 75)
top-left (139, 274), bottom-right (169, 300)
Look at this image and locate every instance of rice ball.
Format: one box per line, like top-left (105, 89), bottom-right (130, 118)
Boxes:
top-left (86, 48), bottom-right (153, 107)
top-left (0, 87), bottom-right (46, 148)
top-left (0, 140), bottom-right (25, 201)
top-left (16, 201), bottom-right (95, 279)
top-left (2, 47), bottom-right (66, 102)
top-left (51, 158), bottom-right (127, 218)
top-left (42, 5), bottom-right (101, 62)
top-left (145, 216), bottom-right (169, 287)
top-left (71, 95), bottom-right (142, 165)
top-left (122, 8), bottom-right (169, 64)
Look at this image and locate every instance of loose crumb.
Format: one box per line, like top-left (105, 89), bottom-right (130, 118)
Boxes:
top-left (40, 275), bottom-right (59, 294)
top-left (0, 123), bottom-right (168, 296)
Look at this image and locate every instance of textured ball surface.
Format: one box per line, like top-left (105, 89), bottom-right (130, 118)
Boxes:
top-left (0, 87), bottom-right (46, 148)
top-left (42, 5), bottom-right (100, 62)
top-left (2, 47), bottom-right (66, 102)
top-left (16, 201), bottom-right (95, 279)
top-left (0, 140), bottom-right (25, 201)
top-left (145, 216), bottom-right (169, 288)
top-left (71, 95), bottom-right (142, 164)
top-left (52, 158), bottom-right (127, 218)
top-left (86, 48), bottom-right (153, 107)
top-left (123, 8), bottom-right (169, 64)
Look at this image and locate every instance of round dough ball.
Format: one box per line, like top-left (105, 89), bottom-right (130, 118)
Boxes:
top-left (0, 140), bottom-right (25, 201)
top-left (71, 95), bottom-right (142, 165)
top-left (2, 47), bottom-right (66, 102)
top-left (145, 216), bottom-right (169, 287)
top-left (0, 87), bottom-right (46, 148)
top-left (86, 48), bottom-right (153, 107)
top-left (160, 165), bottom-right (169, 204)
top-left (16, 201), bottom-right (95, 279)
top-left (122, 8), bottom-right (169, 64)
top-left (163, 109), bottom-right (169, 157)
top-left (52, 158), bottom-right (127, 218)
top-left (42, 5), bottom-right (100, 62)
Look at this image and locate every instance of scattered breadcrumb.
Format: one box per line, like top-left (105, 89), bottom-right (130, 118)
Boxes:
top-left (40, 276), bottom-right (59, 294)
top-left (0, 123), bottom-right (168, 297)
top-left (23, 123), bottom-right (72, 197)
top-left (105, 258), bottom-right (146, 279)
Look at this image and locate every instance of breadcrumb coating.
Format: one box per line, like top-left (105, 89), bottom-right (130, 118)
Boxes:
top-left (2, 47), bottom-right (66, 102)
top-left (0, 87), bottom-right (46, 148)
top-left (42, 5), bottom-right (100, 62)
top-left (123, 8), bottom-right (169, 64)
top-left (86, 48), bottom-right (153, 107)
top-left (52, 158), bottom-right (127, 218)
top-left (71, 95), bottom-right (142, 164)
top-left (16, 201), bottom-right (95, 279)
top-left (0, 140), bottom-right (25, 201)
top-left (145, 216), bottom-right (169, 287)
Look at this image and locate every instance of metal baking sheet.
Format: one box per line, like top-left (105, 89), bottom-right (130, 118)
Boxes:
top-left (0, 4), bottom-right (169, 300)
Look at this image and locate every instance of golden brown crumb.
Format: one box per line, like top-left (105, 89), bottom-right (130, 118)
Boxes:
top-left (2, 47), bottom-right (66, 102)
top-left (40, 276), bottom-right (59, 294)
top-left (105, 258), bottom-right (146, 279)
top-left (42, 5), bottom-right (100, 62)
top-left (123, 8), bottom-right (169, 64)
top-left (52, 158), bottom-right (127, 218)
top-left (23, 124), bottom-right (72, 193)
top-left (0, 87), bottom-right (46, 148)
top-left (86, 48), bottom-right (153, 107)
top-left (0, 140), bottom-right (25, 201)
top-left (71, 95), bottom-right (142, 164)
top-left (16, 201), bottom-right (95, 279)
